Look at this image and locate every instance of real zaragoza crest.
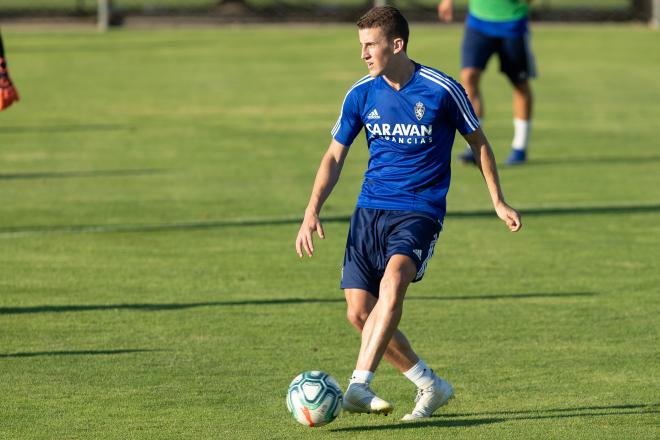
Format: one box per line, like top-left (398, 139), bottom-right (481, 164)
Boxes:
top-left (414, 101), bottom-right (425, 121)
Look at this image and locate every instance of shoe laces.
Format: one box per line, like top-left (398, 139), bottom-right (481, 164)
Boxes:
top-left (414, 380), bottom-right (438, 403)
top-left (348, 382), bottom-right (373, 395)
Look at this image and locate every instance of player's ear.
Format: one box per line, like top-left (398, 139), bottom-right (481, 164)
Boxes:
top-left (392, 37), bottom-right (405, 54)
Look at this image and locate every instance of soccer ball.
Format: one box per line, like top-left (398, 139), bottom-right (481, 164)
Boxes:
top-left (286, 371), bottom-right (343, 427)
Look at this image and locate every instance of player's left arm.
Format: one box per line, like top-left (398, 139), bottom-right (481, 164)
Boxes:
top-left (464, 128), bottom-right (522, 232)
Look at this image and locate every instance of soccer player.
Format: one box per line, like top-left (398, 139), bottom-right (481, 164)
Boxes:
top-left (0, 30), bottom-right (20, 112)
top-left (295, 6), bottom-right (521, 420)
top-left (438, 0), bottom-right (535, 165)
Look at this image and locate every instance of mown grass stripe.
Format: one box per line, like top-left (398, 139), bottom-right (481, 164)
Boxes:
top-left (0, 204), bottom-right (658, 237)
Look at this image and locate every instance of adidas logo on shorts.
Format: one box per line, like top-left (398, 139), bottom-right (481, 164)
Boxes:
top-left (413, 249), bottom-right (422, 260)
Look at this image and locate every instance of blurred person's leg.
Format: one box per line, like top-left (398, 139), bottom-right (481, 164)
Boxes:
top-left (461, 67), bottom-right (483, 118)
top-left (508, 80), bottom-right (533, 164)
top-left (501, 33), bottom-right (536, 165)
top-left (458, 26), bottom-right (494, 164)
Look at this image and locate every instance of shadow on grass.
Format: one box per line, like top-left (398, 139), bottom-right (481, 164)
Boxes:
top-left (0, 123), bottom-right (129, 134)
top-left (15, 39), bottom-right (217, 55)
top-left (0, 204), bottom-right (658, 236)
top-left (0, 292), bottom-right (595, 315)
top-left (450, 204), bottom-right (660, 218)
top-left (332, 417), bottom-right (504, 431)
top-left (517, 155), bottom-right (660, 167)
top-left (332, 402), bottom-right (659, 432)
top-left (0, 349), bottom-right (162, 358)
top-left (442, 402), bottom-right (660, 417)
top-left (0, 168), bottom-right (168, 181)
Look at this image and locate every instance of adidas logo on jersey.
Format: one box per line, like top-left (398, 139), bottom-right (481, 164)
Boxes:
top-left (367, 109), bottom-right (380, 120)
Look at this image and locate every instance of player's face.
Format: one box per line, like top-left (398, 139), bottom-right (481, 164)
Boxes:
top-left (358, 27), bottom-right (395, 77)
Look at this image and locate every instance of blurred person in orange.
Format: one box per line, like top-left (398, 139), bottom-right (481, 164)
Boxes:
top-left (0, 31), bottom-right (20, 112)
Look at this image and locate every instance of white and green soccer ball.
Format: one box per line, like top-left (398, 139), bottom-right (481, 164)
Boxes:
top-left (286, 371), bottom-right (343, 427)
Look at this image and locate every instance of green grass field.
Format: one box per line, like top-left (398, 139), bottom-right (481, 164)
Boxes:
top-left (0, 24), bottom-right (659, 439)
top-left (0, 0), bottom-right (631, 12)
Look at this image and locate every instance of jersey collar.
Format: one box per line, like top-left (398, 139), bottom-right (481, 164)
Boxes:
top-left (379, 61), bottom-right (421, 93)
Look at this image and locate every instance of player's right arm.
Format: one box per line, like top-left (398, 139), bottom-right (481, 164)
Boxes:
top-left (295, 139), bottom-right (349, 258)
top-left (438, 0), bottom-right (454, 23)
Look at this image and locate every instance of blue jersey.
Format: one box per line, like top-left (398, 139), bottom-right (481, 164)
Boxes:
top-left (331, 63), bottom-right (479, 219)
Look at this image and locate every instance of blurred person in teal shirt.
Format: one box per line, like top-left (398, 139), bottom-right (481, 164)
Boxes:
top-left (439, 0), bottom-right (535, 165)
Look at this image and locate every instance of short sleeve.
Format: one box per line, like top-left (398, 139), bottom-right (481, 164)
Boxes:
top-left (442, 80), bottom-right (480, 135)
top-left (331, 88), bottom-right (363, 148)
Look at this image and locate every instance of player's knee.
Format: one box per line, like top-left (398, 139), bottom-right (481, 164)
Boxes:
top-left (513, 80), bottom-right (531, 95)
top-left (461, 69), bottom-right (480, 89)
top-left (346, 308), bottom-right (369, 330)
top-left (379, 274), bottom-right (408, 309)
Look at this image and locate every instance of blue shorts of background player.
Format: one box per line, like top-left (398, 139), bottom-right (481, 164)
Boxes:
top-left (341, 208), bottom-right (442, 296)
top-left (462, 25), bottom-right (537, 84)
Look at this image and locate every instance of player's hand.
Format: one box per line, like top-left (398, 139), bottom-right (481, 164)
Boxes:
top-left (495, 201), bottom-right (522, 232)
top-left (295, 209), bottom-right (325, 258)
top-left (438, 0), bottom-right (453, 23)
top-left (0, 59), bottom-right (20, 111)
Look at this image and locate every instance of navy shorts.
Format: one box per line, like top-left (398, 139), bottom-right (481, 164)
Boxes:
top-left (461, 26), bottom-right (537, 84)
top-left (340, 208), bottom-right (442, 297)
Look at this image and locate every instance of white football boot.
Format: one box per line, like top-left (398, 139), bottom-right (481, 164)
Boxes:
top-left (401, 376), bottom-right (454, 420)
top-left (342, 382), bottom-right (394, 415)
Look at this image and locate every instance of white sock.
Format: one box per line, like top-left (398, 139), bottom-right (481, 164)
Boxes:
top-left (349, 370), bottom-right (374, 386)
top-left (512, 118), bottom-right (531, 151)
top-left (403, 359), bottom-right (436, 389)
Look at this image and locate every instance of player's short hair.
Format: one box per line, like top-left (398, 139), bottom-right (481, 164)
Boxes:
top-left (357, 6), bottom-right (409, 51)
